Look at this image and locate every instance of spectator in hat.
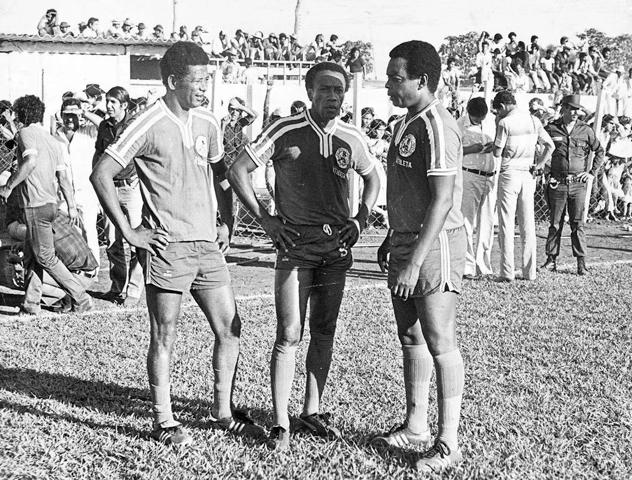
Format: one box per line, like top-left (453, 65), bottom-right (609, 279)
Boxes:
top-left (221, 48), bottom-right (240, 83)
top-left (135, 22), bottom-right (148, 40)
top-left (106, 19), bottom-right (123, 38)
top-left (211, 30), bottom-right (229, 58)
top-left (152, 25), bottom-right (165, 40)
top-left (37, 8), bottom-right (59, 36)
top-left (231, 29), bottom-right (247, 58)
top-left (248, 31), bottom-right (265, 60)
top-left (289, 33), bottom-right (306, 60)
top-left (58, 22), bottom-right (73, 38)
top-left (190, 29), bottom-right (203, 45)
top-left (264, 33), bottom-right (279, 61)
top-left (120, 19), bottom-right (134, 39)
top-left (83, 17), bottom-right (100, 38)
top-left (193, 25), bottom-right (208, 43)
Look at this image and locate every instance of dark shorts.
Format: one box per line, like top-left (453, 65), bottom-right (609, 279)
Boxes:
top-left (275, 223), bottom-right (353, 272)
top-left (139, 241), bottom-right (231, 293)
top-left (388, 226), bottom-right (466, 298)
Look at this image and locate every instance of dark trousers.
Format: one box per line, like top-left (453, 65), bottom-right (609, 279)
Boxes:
top-left (545, 182), bottom-right (587, 257)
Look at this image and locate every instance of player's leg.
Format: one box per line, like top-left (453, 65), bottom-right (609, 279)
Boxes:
top-left (497, 171), bottom-right (519, 280)
top-left (372, 295), bottom-right (433, 448)
top-left (476, 175), bottom-right (498, 276)
top-left (146, 284), bottom-right (192, 445)
top-left (298, 269), bottom-right (345, 438)
top-left (271, 268), bottom-right (312, 436)
top-left (543, 183), bottom-right (567, 270)
top-left (414, 291), bottom-right (464, 472)
top-left (461, 172), bottom-right (481, 277)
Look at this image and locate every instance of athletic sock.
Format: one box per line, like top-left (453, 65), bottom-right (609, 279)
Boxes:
top-left (402, 343), bottom-right (433, 434)
top-left (434, 348), bottom-right (465, 451)
top-left (212, 336), bottom-right (240, 420)
top-left (304, 332), bottom-right (334, 415)
top-left (271, 343), bottom-right (298, 430)
top-left (150, 383), bottom-right (178, 428)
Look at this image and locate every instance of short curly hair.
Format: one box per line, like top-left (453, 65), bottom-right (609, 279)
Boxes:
top-left (389, 40), bottom-right (442, 93)
top-left (160, 41), bottom-right (210, 87)
top-left (492, 90), bottom-right (516, 110)
top-left (13, 95), bottom-right (45, 126)
top-left (305, 61), bottom-right (350, 92)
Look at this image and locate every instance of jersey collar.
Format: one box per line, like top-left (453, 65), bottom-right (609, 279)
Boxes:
top-left (158, 98), bottom-right (195, 148)
top-left (305, 109), bottom-right (338, 157)
top-left (395, 99), bottom-right (440, 145)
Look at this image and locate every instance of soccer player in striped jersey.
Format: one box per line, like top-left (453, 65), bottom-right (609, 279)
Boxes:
top-left (227, 62), bottom-right (381, 450)
top-left (373, 40), bottom-right (466, 473)
top-left (91, 42), bottom-right (263, 446)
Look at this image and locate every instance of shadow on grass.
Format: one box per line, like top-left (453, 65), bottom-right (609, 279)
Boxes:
top-left (0, 366), bottom-right (268, 445)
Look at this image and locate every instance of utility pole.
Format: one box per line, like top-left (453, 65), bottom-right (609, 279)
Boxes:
top-left (294, 0), bottom-right (302, 37)
top-left (173, 0), bottom-right (178, 34)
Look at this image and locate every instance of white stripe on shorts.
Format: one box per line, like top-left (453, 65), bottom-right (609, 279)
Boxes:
top-left (439, 230), bottom-right (454, 292)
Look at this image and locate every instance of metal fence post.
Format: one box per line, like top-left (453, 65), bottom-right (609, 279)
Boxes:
top-left (348, 72), bottom-right (362, 217)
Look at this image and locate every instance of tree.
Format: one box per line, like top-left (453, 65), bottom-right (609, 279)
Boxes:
top-left (438, 31), bottom-right (480, 76)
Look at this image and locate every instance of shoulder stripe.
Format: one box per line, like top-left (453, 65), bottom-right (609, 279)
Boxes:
top-left (110, 102), bottom-right (163, 153)
top-left (421, 105), bottom-right (447, 171)
top-left (251, 116), bottom-right (309, 156)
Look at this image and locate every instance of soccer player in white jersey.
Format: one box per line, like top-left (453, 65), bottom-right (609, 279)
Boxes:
top-left (227, 62), bottom-right (381, 450)
top-left (373, 40), bottom-right (466, 473)
top-left (91, 42), bottom-right (263, 446)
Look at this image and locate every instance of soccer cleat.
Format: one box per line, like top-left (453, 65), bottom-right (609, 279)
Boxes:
top-left (370, 423), bottom-right (431, 448)
top-left (209, 412), bottom-right (265, 438)
top-left (150, 423), bottom-right (193, 446)
top-left (297, 412), bottom-right (341, 439)
top-left (577, 257), bottom-right (588, 276)
top-left (414, 440), bottom-right (463, 473)
top-left (267, 425), bottom-right (290, 451)
top-left (539, 255), bottom-right (557, 272)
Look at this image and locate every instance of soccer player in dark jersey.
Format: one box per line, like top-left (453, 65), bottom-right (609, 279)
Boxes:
top-left (227, 62), bottom-right (381, 450)
top-left (373, 40), bottom-right (466, 473)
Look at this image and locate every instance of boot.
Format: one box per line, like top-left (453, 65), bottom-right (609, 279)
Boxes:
top-left (577, 257), bottom-right (588, 276)
top-left (539, 255), bottom-right (557, 272)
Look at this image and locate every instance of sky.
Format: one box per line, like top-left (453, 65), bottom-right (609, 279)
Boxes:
top-left (1, 0), bottom-right (631, 78)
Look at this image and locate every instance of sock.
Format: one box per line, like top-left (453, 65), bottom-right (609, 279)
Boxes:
top-left (304, 332), bottom-right (335, 416)
top-left (150, 383), bottom-right (178, 428)
top-left (434, 349), bottom-right (465, 451)
top-left (212, 336), bottom-right (240, 420)
top-left (402, 343), bottom-right (433, 434)
top-left (271, 343), bottom-right (298, 430)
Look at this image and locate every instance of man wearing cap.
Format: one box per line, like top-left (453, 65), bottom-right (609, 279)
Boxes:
top-left (249, 31), bottom-right (265, 60)
top-left (37, 9), bottom-right (59, 36)
top-left (59, 22), bottom-right (73, 38)
top-left (541, 94), bottom-right (604, 275)
top-left (54, 98), bottom-right (103, 270)
top-left (135, 22), bottom-right (148, 40)
top-left (152, 25), bottom-right (165, 40)
top-left (221, 48), bottom-right (240, 83)
top-left (264, 33), bottom-right (279, 61)
top-left (120, 19), bottom-right (134, 40)
top-left (492, 89), bottom-right (554, 282)
top-left (107, 19), bottom-right (123, 38)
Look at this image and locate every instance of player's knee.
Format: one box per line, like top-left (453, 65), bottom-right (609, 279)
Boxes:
top-left (275, 326), bottom-right (302, 347)
top-left (397, 331), bottom-right (425, 346)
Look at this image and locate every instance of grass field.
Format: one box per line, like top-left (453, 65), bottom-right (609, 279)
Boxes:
top-left (1, 248), bottom-right (631, 479)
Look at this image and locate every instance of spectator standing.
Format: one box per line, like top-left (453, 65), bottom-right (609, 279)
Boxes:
top-left (220, 48), bottom-right (240, 83)
top-left (222, 97), bottom-right (257, 167)
top-left (0, 95), bottom-right (93, 314)
top-left (541, 95), bottom-right (604, 275)
top-left (37, 9), bottom-right (59, 36)
top-left (54, 98), bottom-right (103, 270)
top-left (457, 97), bottom-right (498, 278)
top-left (440, 57), bottom-right (460, 109)
top-left (475, 41), bottom-right (493, 88)
top-left (492, 90), bottom-right (554, 281)
top-left (93, 86), bottom-right (144, 305)
top-left (346, 47), bottom-right (366, 78)
top-left (211, 31), bottom-right (229, 58)
top-left (241, 58), bottom-right (264, 85)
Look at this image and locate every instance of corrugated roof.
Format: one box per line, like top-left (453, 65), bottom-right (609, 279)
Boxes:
top-left (0, 32), bottom-right (173, 46)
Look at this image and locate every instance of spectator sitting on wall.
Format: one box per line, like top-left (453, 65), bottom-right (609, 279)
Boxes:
top-left (58, 22), bottom-right (73, 38)
top-left (120, 19), bottom-right (134, 39)
top-left (37, 8), bottom-right (59, 36)
top-left (106, 19), bottom-right (123, 38)
top-left (248, 31), bottom-right (265, 61)
top-left (276, 33), bottom-right (293, 61)
top-left (83, 17), bottom-right (100, 38)
top-left (305, 34), bottom-right (326, 62)
top-left (211, 30), bottom-right (229, 58)
top-left (327, 34), bottom-right (341, 59)
top-left (264, 33), bottom-right (279, 61)
top-left (178, 25), bottom-right (188, 41)
top-left (221, 48), bottom-right (240, 83)
top-left (135, 22), bottom-right (148, 40)
top-left (190, 29), bottom-right (203, 45)
top-left (78, 22), bottom-right (87, 35)
top-left (152, 25), bottom-right (165, 40)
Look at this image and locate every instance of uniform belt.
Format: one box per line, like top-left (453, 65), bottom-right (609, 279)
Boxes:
top-left (551, 174), bottom-right (581, 185)
top-left (462, 166), bottom-right (495, 177)
top-left (113, 177), bottom-right (138, 187)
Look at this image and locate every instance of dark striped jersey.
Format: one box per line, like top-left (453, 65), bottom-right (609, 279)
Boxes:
top-left (387, 99), bottom-right (464, 233)
top-left (245, 109), bottom-right (376, 226)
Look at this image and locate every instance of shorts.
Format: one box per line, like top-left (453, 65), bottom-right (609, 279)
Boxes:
top-left (275, 223), bottom-right (353, 272)
top-left (139, 241), bottom-right (231, 293)
top-left (388, 226), bottom-right (466, 298)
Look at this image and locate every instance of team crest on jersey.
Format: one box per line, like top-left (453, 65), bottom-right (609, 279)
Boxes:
top-left (195, 136), bottom-right (209, 159)
top-left (398, 134), bottom-right (416, 158)
top-left (335, 147), bottom-right (351, 169)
